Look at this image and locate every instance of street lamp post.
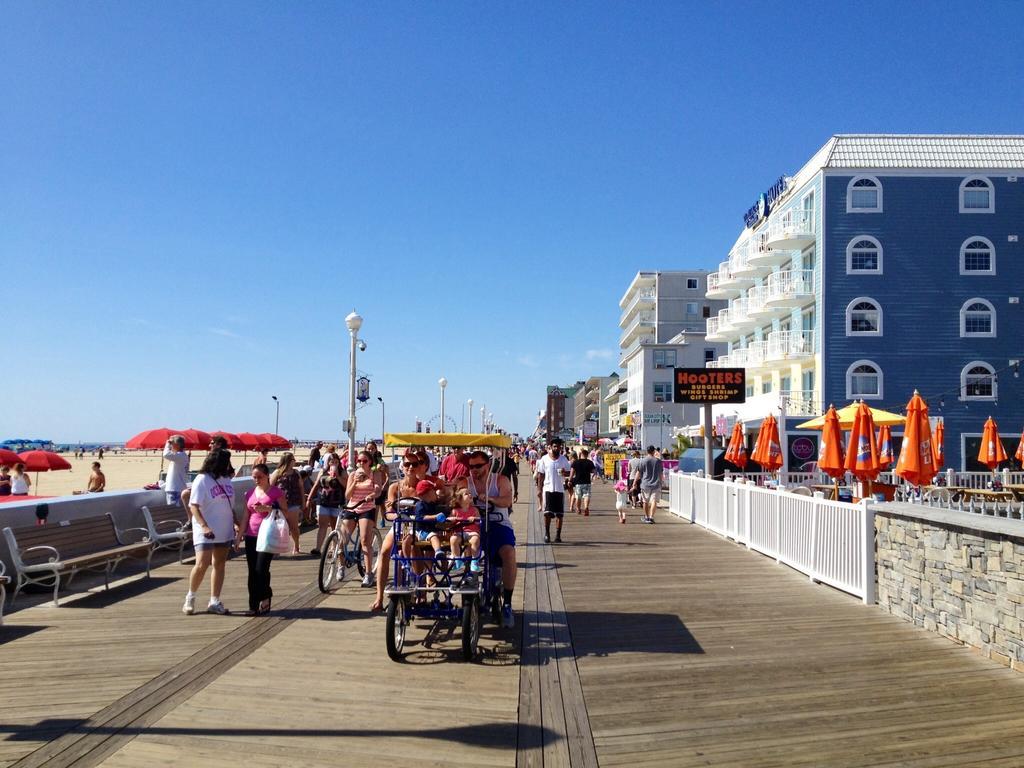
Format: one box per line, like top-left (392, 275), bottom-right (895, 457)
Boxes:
top-left (659, 405), bottom-right (665, 452)
top-left (377, 396), bottom-right (385, 446)
top-left (468, 399), bottom-right (474, 433)
top-left (345, 311), bottom-right (363, 469)
top-left (480, 406), bottom-right (485, 434)
top-left (272, 395), bottom-right (279, 434)
top-left (488, 412), bottom-right (494, 434)
top-left (439, 377), bottom-right (447, 433)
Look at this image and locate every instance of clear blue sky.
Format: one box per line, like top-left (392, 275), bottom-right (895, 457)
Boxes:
top-left (4, 2), bottom-right (1023, 442)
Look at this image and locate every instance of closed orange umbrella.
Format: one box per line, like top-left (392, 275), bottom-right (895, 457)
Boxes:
top-left (1015, 428), bottom-right (1024, 466)
top-left (895, 391), bottom-right (936, 487)
top-left (844, 401), bottom-right (880, 483)
top-left (877, 425), bottom-right (895, 469)
top-left (818, 405), bottom-right (845, 480)
top-left (932, 420), bottom-right (945, 472)
top-left (724, 421), bottom-right (748, 470)
top-left (978, 416), bottom-right (1008, 471)
top-left (751, 414), bottom-right (783, 473)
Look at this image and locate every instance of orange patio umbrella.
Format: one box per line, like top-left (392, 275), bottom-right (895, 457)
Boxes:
top-left (751, 414), bottom-right (783, 475)
top-left (894, 391), bottom-right (937, 487)
top-left (844, 401), bottom-right (881, 495)
top-left (818, 404), bottom-right (846, 498)
top-left (877, 425), bottom-right (895, 469)
top-left (932, 420), bottom-right (945, 472)
top-left (724, 421), bottom-right (748, 470)
top-left (978, 416), bottom-right (1008, 471)
top-left (1015, 428), bottom-right (1024, 467)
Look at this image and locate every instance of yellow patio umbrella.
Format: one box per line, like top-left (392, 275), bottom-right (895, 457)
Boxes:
top-left (795, 402), bottom-right (905, 431)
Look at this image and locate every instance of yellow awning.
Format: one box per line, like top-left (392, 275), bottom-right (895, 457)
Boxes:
top-left (384, 432), bottom-right (513, 449)
top-left (795, 403), bottom-right (905, 430)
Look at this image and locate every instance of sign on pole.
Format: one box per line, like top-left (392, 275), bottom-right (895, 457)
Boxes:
top-left (673, 368), bottom-right (746, 404)
top-left (356, 376), bottom-right (371, 402)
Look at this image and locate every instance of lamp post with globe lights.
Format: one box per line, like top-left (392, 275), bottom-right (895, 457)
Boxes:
top-left (439, 377), bottom-right (448, 433)
top-left (345, 311), bottom-right (363, 469)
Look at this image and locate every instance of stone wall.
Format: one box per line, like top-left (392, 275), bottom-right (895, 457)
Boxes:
top-left (875, 505), bottom-right (1024, 672)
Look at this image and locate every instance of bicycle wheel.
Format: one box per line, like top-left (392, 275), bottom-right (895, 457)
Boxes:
top-left (318, 531), bottom-right (344, 593)
top-left (357, 527), bottom-right (383, 578)
top-left (385, 597), bottom-right (408, 662)
top-left (461, 596), bottom-right (481, 661)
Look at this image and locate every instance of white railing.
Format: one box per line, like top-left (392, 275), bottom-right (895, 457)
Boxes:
top-left (746, 285), bottom-right (767, 315)
top-left (768, 207), bottom-right (815, 244)
top-left (619, 288), bottom-right (656, 325)
top-left (716, 308), bottom-right (732, 333)
top-left (669, 472), bottom-right (874, 604)
top-left (766, 329), bottom-right (814, 361)
top-left (765, 269), bottom-right (814, 303)
top-left (619, 334), bottom-right (654, 364)
top-left (619, 311), bottom-right (655, 345)
top-left (779, 389), bottom-right (819, 416)
top-left (729, 242), bottom-right (757, 275)
top-left (706, 316), bottom-right (720, 337)
top-left (877, 469), bottom-right (1024, 490)
top-left (729, 297), bottom-right (750, 323)
top-left (706, 272), bottom-right (722, 296)
top-left (706, 354), bottom-right (730, 369)
top-left (747, 340), bottom-right (767, 366)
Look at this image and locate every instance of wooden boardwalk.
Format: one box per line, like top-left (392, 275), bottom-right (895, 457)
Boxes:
top-left (5, 473), bottom-right (1024, 766)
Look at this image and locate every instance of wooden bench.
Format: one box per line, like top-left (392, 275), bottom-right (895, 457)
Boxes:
top-left (2, 514), bottom-right (152, 606)
top-left (0, 561), bottom-right (9, 625)
top-left (130, 503), bottom-right (193, 563)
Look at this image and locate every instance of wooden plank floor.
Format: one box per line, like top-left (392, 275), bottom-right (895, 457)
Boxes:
top-left (8, 471), bottom-right (1024, 767)
top-left (551, 480), bottom-right (1024, 767)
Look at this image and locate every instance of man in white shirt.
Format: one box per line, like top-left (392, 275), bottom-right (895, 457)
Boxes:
top-left (534, 439), bottom-right (572, 544)
top-left (163, 436), bottom-right (190, 506)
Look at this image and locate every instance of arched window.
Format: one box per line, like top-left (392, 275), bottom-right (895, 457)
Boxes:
top-left (847, 176), bottom-right (882, 213)
top-left (846, 297), bottom-right (882, 336)
top-left (960, 237), bottom-right (995, 275)
top-left (960, 298), bottom-right (996, 337)
top-left (846, 360), bottom-right (883, 400)
top-left (846, 236), bottom-right (883, 274)
top-left (960, 176), bottom-right (994, 213)
top-left (961, 361), bottom-right (996, 400)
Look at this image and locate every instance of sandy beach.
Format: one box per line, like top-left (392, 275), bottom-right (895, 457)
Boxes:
top-left (13, 446), bottom-right (398, 498)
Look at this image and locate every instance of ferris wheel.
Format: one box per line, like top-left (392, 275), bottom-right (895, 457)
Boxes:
top-left (424, 414), bottom-right (459, 433)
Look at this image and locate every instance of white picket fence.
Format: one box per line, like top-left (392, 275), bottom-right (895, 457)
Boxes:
top-left (669, 472), bottom-right (875, 604)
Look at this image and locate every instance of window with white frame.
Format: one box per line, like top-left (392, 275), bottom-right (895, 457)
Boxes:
top-left (846, 297), bottom-right (882, 335)
top-left (686, 302), bottom-right (699, 315)
top-left (652, 382), bottom-right (673, 402)
top-left (960, 237), bottom-right (995, 275)
top-left (960, 176), bottom-right (994, 213)
top-left (960, 298), bottom-right (996, 337)
top-left (846, 360), bottom-right (882, 399)
top-left (846, 236), bottom-right (882, 274)
top-left (652, 349), bottom-right (676, 369)
top-left (686, 278), bottom-right (699, 290)
top-left (846, 176), bottom-right (882, 212)
top-left (961, 362), bottom-right (996, 399)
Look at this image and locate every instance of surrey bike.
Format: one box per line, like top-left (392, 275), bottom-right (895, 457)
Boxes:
top-left (381, 432), bottom-right (512, 662)
top-left (317, 499), bottom-right (384, 593)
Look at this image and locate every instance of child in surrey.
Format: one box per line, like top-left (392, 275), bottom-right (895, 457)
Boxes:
top-left (449, 488), bottom-right (482, 573)
top-left (406, 479), bottom-right (448, 565)
top-left (615, 479), bottom-right (629, 524)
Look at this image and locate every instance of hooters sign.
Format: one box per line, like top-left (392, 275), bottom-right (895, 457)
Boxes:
top-left (673, 368), bottom-right (746, 404)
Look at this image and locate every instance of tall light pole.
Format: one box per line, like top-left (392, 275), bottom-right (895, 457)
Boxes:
top-left (377, 396), bottom-right (385, 445)
top-left (345, 310), bottom-right (363, 469)
top-left (659, 405), bottom-right (665, 452)
top-left (488, 412), bottom-right (494, 434)
top-left (480, 406), bottom-right (486, 435)
top-left (468, 399), bottom-right (474, 433)
top-left (439, 377), bottom-right (448, 433)
top-left (271, 395), bottom-right (279, 434)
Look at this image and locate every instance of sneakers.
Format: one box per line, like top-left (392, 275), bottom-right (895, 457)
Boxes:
top-left (182, 594), bottom-right (195, 615)
top-left (501, 604), bottom-right (515, 628)
top-left (584, 510), bottom-right (589, 517)
top-left (310, 548), bottom-right (321, 557)
top-left (543, 533), bottom-right (550, 543)
top-left (554, 534), bottom-right (562, 543)
top-left (361, 573), bottom-right (375, 588)
top-left (641, 516), bottom-right (654, 524)
top-left (207, 600), bottom-right (230, 615)
top-left (470, 559), bottom-right (482, 574)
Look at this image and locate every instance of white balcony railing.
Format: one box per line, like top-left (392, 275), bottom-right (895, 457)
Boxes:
top-left (716, 308), bottom-right (733, 334)
top-left (619, 334), bottom-right (654, 364)
top-left (779, 389), bottom-right (819, 416)
top-left (619, 288), bottom-right (657, 326)
top-left (706, 316), bottom-right (721, 338)
top-left (619, 310), bottom-right (655, 345)
top-left (767, 208), bottom-right (816, 250)
top-left (765, 269), bottom-right (814, 306)
top-left (747, 340), bottom-right (767, 366)
top-left (748, 228), bottom-right (790, 267)
top-left (746, 285), bottom-right (767, 316)
top-left (766, 330), bottom-right (814, 363)
top-left (706, 354), bottom-right (730, 369)
top-left (729, 297), bottom-right (754, 328)
top-left (729, 241), bottom-right (764, 278)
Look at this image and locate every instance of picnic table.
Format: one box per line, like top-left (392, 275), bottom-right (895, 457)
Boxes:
top-left (948, 487), bottom-right (1016, 504)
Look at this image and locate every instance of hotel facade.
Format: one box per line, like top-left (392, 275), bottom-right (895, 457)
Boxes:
top-left (706, 135), bottom-right (1024, 471)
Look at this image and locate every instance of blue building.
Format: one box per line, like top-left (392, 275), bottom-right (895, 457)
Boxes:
top-left (706, 135), bottom-right (1024, 471)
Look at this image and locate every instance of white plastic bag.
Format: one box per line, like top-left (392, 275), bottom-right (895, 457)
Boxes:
top-left (256, 509), bottom-right (291, 554)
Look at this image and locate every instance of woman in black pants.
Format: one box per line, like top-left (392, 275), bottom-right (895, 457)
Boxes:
top-left (237, 463), bottom-right (284, 615)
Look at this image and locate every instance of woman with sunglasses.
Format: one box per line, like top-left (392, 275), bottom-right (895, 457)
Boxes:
top-left (346, 450), bottom-right (383, 586)
top-left (270, 452), bottom-right (305, 555)
top-left (369, 449), bottom-right (432, 611)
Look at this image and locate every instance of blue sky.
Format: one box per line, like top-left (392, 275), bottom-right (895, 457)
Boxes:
top-left (4, 2), bottom-right (1023, 442)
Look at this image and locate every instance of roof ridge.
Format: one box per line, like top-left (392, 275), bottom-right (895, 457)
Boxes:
top-left (834, 133), bottom-right (1024, 139)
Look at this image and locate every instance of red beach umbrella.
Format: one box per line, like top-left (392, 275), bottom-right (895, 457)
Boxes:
top-left (932, 420), bottom-right (945, 472)
top-left (751, 414), bottom-right (783, 474)
top-left (877, 425), bottom-right (895, 470)
top-left (237, 433), bottom-right (267, 450)
top-left (210, 431), bottom-right (247, 450)
top-left (259, 433), bottom-right (292, 449)
top-left (978, 416), bottom-right (1008, 472)
top-left (894, 391), bottom-right (936, 487)
top-left (844, 401), bottom-right (880, 485)
top-left (179, 429), bottom-right (212, 451)
top-left (724, 422), bottom-right (748, 470)
top-left (0, 448), bottom-right (23, 467)
top-left (126, 427), bottom-right (179, 450)
top-left (18, 450), bottom-right (73, 494)
top-left (818, 405), bottom-right (846, 480)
